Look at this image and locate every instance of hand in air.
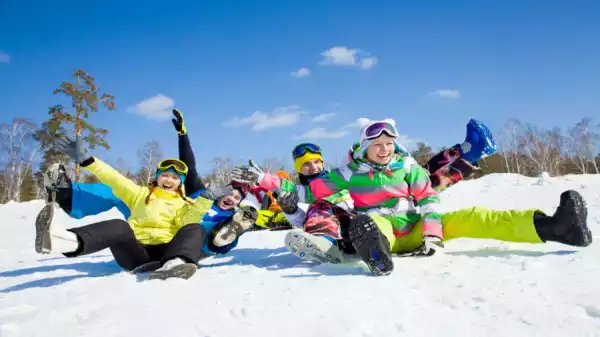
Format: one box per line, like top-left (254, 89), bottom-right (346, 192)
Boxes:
top-left (230, 159), bottom-right (264, 185)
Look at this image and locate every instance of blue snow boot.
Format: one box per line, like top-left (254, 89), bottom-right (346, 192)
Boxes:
top-left (459, 119), bottom-right (498, 164)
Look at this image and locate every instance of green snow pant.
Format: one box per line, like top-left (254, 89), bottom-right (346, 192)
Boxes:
top-left (371, 207), bottom-right (544, 254)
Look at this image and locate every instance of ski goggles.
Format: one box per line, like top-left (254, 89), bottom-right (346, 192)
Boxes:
top-left (364, 122), bottom-right (398, 140)
top-left (157, 158), bottom-right (188, 176)
top-left (292, 143), bottom-right (322, 159)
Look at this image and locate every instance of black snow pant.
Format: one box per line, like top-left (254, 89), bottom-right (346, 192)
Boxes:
top-left (64, 219), bottom-right (206, 271)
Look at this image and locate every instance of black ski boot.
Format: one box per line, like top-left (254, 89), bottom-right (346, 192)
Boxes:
top-left (347, 214), bottom-right (394, 276)
top-left (43, 163), bottom-right (73, 212)
top-left (534, 190), bottom-right (592, 247)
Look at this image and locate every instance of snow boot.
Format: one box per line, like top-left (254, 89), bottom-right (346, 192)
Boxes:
top-left (534, 190), bottom-right (592, 247)
top-left (34, 204), bottom-right (79, 254)
top-left (148, 258), bottom-right (197, 280)
top-left (131, 261), bottom-right (162, 274)
top-left (208, 205), bottom-right (258, 248)
top-left (284, 229), bottom-right (344, 264)
top-left (347, 214), bottom-right (394, 276)
top-left (459, 119), bottom-right (498, 164)
top-left (42, 163), bottom-right (73, 212)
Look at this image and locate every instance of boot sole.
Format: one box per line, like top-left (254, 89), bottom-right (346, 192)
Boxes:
top-left (284, 230), bottom-right (344, 264)
top-left (35, 204), bottom-right (54, 254)
top-left (212, 222), bottom-right (244, 247)
top-left (565, 190), bottom-right (593, 247)
top-left (348, 217), bottom-right (394, 276)
top-left (148, 263), bottom-right (197, 280)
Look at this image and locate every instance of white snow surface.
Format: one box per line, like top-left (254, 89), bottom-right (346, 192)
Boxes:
top-left (1, 173), bottom-right (600, 337)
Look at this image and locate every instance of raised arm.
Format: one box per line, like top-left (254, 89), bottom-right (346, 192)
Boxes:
top-left (172, 109), bottom-right (206, 196)
top-left (81, 157), bottom-right (145, 209)
top-left (54, 135), bottom-right (146, 209)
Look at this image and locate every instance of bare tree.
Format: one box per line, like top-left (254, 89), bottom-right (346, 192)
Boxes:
top-left (137, 141), bottom-right (163, 186)
top-left (548, 127), bottom-right (566, 175)
top-left (504, 119), bottom-right (523, 174)
top-left (261, 157), bottom-right (285, 173)
top-left (0, 119), bottom-right (40, 202)
top-left (209, 157), bottom-right (238, 185)
top-left (568, 118), bottom-right (600, 174)
top-left (496, 130), bottom-right (513, 173)
top-left (520, 124), bottom-right (564, 176)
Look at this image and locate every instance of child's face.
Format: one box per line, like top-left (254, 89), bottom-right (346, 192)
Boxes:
top-left (301, 159), bottom-right (324, 175)
top-left (156, 171), bottom-right (181, 191)
top-left (366, 134), bottom-right (395, 165)
top-left (217, 189), bottom-right (242, 210)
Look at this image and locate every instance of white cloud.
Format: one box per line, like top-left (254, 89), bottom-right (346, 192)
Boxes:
top-left (430, 89), bottom-right (461, 99)
top-left (312, 112), bottom-right (337, 122)
top-left (320, 46), bottom-right (378, 69)
top-left (0, 52), bottom-right (10, 64)
top-left (343, 119), bottom-right (364, 128)
top-left (360, 57), bottom-right (378, 69)
top-left (126, 94), bottom-right (175, 119)
top-left (290, 67), bottom-right (311, 78)
top-left (222, 105), bottom-right (305, 131)
top-left (294, 127), bottom-right (348, 139)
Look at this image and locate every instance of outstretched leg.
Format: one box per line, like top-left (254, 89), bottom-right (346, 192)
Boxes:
top-left (424, 119), bottom-right (498, 192)
top-left (441, 190), bottom-right (592, 247)
top-left (42, 163), bottom-right (130, 219)
top-left (35, 215), bottom-right (154, 271)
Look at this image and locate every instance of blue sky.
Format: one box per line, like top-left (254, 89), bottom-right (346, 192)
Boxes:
top-left (1, 0), bottom-right (599, 175)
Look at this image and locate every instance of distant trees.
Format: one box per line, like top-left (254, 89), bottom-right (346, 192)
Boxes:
top-left (1, 70), bottom-right (600, 205)
top-left (0, 118), bottom-right (40, 202)
top-left (137, 141), bottom-right (163, 186)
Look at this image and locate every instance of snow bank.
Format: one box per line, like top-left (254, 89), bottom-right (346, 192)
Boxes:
top-left (1, 173), bottom-right (599, 337)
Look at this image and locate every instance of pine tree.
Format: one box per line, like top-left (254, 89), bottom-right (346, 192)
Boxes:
top-left (36, 69), bottom-right (116, 182)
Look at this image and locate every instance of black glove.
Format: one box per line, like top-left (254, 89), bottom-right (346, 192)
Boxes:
top-left (199, 184), bottom-right (234, 201)
top-left (172, 109), bottom-right (186, 135)
top-left (276, 189), bottom-right (299, 214)
top-left (55, 134), bottom-right (89, 164)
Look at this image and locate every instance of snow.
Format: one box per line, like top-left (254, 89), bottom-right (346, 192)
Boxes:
top-left (1, 173), bottom-right (600, 337)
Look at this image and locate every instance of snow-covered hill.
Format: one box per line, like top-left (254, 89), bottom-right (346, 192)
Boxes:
top-left (1, 174), bottom-right (599, 337)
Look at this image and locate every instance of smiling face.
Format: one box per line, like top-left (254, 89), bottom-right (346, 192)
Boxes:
top-left (365, 134), bottom-right (396, 165)
top-left (301, 158), bottom-right (324, 176)
top-left (217, 189), bottom-right (243, 210)
top-left (156, 171), bottom-right (182, 192)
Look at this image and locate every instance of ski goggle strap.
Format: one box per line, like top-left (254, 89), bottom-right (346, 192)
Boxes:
top-left (364, 122), bottom-right (398, 139)
top-left (292, 143), bottom-right (322, 159)
top-left (157, 158), bottom-right (188, 176)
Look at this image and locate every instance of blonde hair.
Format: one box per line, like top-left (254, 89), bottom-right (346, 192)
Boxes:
top-left (145, 181), bottom-right (192, 205)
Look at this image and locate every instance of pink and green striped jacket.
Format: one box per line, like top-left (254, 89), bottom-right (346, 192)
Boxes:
top-left (309, 152), bottom-right (443, 239)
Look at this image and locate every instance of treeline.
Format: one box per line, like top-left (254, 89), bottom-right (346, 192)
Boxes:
top-left (411, 118), bottom-right (600, 177)
top-left (1, 69), bottom-right (599, 203)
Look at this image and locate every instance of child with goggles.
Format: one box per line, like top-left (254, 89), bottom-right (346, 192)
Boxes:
top-left (35, 110), bottom-right (258, 280)
top-left (232, 118), bottom-right (591, 276)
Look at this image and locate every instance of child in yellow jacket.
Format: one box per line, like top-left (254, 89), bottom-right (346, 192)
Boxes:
top-left (34, 136), bottom-right (224, 280)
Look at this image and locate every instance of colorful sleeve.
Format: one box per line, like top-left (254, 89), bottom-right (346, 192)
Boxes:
top-left (83, 157), bottom-right (145, 209)
top-left (309, 166), bottom-right (351, 201)
top-left (258, 172), bottom-right (297, 194)
top-left (404, 157), bottom-right (442, 239)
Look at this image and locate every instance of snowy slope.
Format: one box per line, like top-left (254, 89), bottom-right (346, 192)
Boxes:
top-left (1, 174), bottom-right (599, 337)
